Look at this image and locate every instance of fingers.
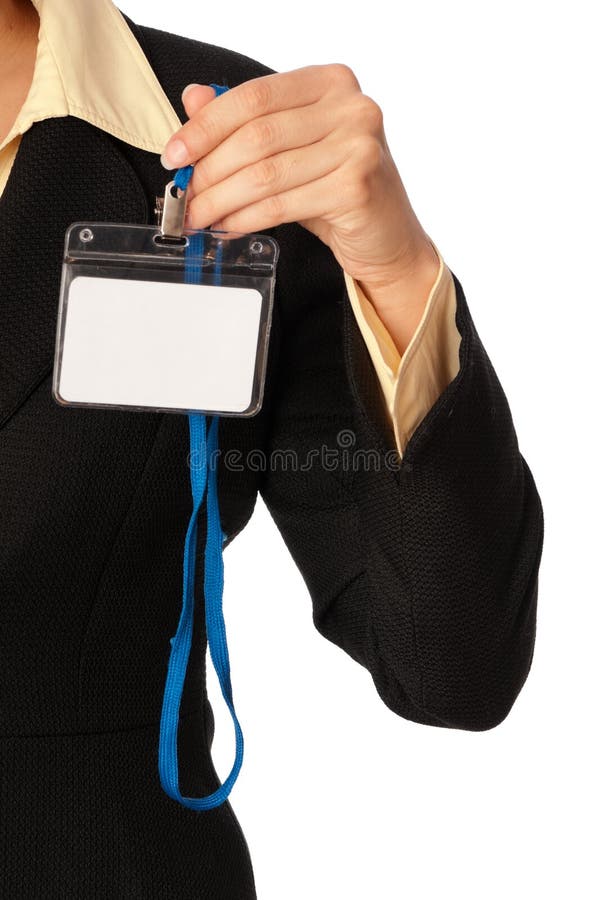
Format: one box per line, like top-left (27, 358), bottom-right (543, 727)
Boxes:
top-left (160, 84), bottom-right (216, 170)
top-left (181, 83), bottom-right (216, 117)
top-left (187, 100), bottom-right (342, 196)
top-left (161, 64), bottom-right (357, 170)
top-left (195, 161), bottom-right (358, 234)
top-left (186, 136), bottom-right (346, 230)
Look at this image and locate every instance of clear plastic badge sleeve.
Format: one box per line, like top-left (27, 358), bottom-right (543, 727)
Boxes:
top-left (53, 223), bottom-right (279, 417)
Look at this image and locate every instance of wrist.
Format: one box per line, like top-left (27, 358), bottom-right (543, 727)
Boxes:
top-left (356, 238), bottom-right (441, 357)
top-left (358, 237), bottom-right (439, 308)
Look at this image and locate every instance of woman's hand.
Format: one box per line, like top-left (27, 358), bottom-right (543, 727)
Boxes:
top-left (162, 64), bottom-right (440, 355)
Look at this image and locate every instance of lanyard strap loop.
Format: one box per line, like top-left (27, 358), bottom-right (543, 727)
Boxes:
top-left (158, 83), bottom-right (244, 811)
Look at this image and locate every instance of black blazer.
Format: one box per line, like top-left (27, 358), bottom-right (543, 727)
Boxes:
top-left (0, 16), bottom-right (544, 899)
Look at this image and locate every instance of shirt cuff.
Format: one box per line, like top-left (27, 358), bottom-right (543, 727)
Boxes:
top-left (343, 237), bottom-right (461, 458)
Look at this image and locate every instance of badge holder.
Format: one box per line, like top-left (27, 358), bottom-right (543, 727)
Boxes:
top-left (53, 185), bottom-right (278, 417)
top-left (53, 147), bottom-right (279, 810)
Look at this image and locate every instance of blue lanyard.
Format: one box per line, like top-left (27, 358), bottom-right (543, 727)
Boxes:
top-left (158, 83), bottom-right (244, 810)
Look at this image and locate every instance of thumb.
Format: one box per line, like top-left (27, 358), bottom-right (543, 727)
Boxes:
top-left (181, 83), bottom-right (216, 118)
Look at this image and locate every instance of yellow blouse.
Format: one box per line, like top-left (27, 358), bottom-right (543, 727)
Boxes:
top-left (0, 0), bottom-right (461, 457)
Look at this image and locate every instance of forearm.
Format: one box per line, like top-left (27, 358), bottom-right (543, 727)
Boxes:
top-left (343, 269), bottom-right (544, 730)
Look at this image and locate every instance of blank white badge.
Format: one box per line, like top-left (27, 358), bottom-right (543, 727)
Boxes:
top-left (56, 275), bottom-right (264, 414)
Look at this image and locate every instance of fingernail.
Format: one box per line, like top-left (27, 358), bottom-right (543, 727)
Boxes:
top-left (161, 139), bottom-right (188, 169)
top-left (181, 82), bottom-right (201, 101)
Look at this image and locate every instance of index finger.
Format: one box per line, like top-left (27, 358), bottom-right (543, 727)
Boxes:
top-left (161, 64), bottom-right (355, 170)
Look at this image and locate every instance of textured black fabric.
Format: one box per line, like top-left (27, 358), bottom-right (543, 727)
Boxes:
top-left (0, 710), bottom-right (254, 898)
top-left (0, 14), bottom-right (544, 898)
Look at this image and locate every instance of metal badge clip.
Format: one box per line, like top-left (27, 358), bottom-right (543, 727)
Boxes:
top-left (159, 180), bottom-right (188, 238)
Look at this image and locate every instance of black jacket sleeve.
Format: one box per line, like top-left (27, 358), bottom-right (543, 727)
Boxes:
top-left (258, 221), bottom-right (544, 732)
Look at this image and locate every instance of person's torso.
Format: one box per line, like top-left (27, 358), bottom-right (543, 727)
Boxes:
top-left (0, 21), bottom-right (279, 738)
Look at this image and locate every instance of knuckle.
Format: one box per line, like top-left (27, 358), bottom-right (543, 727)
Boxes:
top-left (356, 134), bottom-right (382, 170)
top-left (328, 62), bottom-right (359, 88)
top-left (359, 95), bottom-right (384, 131)
top-left (247, 116), bottom-right (278, 150)
top-left (189, 114), bottom-right (218, 146)
top-left (344, 170), bottom-right (370, 207)
top-left (252, 156), bottom-right (280, 190)
top-left (244, 78), bottom-right (272, 115)
top-left (265, 192), bottom-right (285, 220)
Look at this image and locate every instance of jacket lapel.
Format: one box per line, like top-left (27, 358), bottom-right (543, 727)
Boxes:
top-left (0, 116), bottom-right (150, 429)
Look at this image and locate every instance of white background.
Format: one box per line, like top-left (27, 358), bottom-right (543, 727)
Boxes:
top-left (122, 1), bottom-right (596, 897)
